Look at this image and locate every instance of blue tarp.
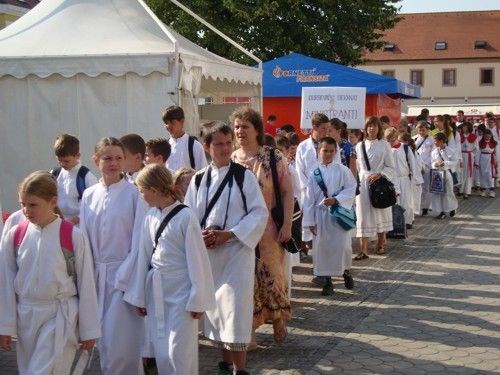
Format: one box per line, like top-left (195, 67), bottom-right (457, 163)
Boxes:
top-left (263, 53), bottom-right (420, 98)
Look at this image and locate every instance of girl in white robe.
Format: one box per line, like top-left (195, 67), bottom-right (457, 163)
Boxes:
top-left (354, 117), bottom-right (396, 259)
top-left (459, 122), bottom-right (479, 198)
top-left (478, 130), bottom-right (497, 197)
top-left (413, 123), bottom-right (434, 215)
top-left (125, 163), bottom-right (216, 375)
top-left (185, 123), bottom-right (268, 375)
top-left (0, 171), bottom-right (100, 375)
top-left (79, 137), bottom-right (147, 374)
top-left (302, 137), bottom-right (357, 296)
top-left (430, 133), bottom-right (459, 218)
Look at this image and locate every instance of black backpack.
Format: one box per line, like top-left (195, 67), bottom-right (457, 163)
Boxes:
top-left (51, 165), bottom-right (90, 200)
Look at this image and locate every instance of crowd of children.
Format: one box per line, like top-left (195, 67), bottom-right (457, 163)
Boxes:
top-left (0, 105), bottom-right (498, 375)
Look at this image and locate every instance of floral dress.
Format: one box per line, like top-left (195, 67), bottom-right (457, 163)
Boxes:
top-left (232, 146), bottom-right (292, 327)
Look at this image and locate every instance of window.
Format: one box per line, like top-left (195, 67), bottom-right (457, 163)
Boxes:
top-left (383, 43), bottom-right (396, 52)
top-left (223, 97), bottom-right (251, 104)
top-left (410, 70), bottom-right (423, 86)
top-left (480, 68), bottom-right (494, 85)
top-left (443, 69), bottom-right (456, 86)
top-left (381, 70), bottom-right (395, 78)
top-left (435, 41), bottom-right (447, 50)
top-left (474, 40), bottom-right (487, 49)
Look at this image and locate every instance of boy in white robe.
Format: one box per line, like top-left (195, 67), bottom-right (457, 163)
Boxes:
top-left (413, 122), bottom-right (434, 215)
top-left (0, 171), bottom-right (100, 375)
top-left (431, 133), bottom-right (459, 219)
top-left (302, 137), bottom-right (357, 296)
top-left (184, 123), bottom-right (268, 375)
top-left (458, 122), bottom-right (479, 198)
top-left (125, 163), bottom-right (216, 375)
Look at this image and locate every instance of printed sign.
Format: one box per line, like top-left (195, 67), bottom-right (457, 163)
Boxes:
top-left (301, 87), bottom-right (366, 129)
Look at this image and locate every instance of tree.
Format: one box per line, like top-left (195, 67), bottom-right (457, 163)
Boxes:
top-left (146, 0), bottom-right (401, 66)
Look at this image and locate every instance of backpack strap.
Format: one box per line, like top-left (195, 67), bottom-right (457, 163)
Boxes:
top-left (200, 165), bottom-right (234, 229)
top-left (13, 220), bottom-right (30, 249)
top-left (313, 168), bottom-right (328, 198)
top-left (153, 204), bottom-right (187, 251)
top-left (231, 162), bottom-right (248, 214)
top-left (403, 144), bottom-right (412, 180)
top-left (51, 166), bottom-right (62, 179)
top-left (194, 170), bottom-right (204, 190)
top-left (76, 166), bottom-right (90, 201)
top-left (188, 135), bottom-right (195, 169)
top-left (60, 220), bottom-right (74, 253)
top-left (361, 141), bottom-right (371, 171)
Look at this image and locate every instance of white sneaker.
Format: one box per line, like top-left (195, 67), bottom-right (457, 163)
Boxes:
top-left (490, 190), bottom-right (496, 198)
top-left (481, 190), bottom-right (487, 197)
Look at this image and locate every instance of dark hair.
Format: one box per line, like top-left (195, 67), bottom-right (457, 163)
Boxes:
top-left (280, 124), bottom-right (296, 134)
top-left (434, 132), bottom-right (447, 143)
top-left (379, 115), bottom-right (390, 124)
top-left (318, 136), bottom-right (337, 150)
top-left (311, 113), bottom-right (329, 126)
top-left (94, 137), bottom-right (124, 157)
top-left (145, 137), bottom-right (171, 162)
top-left (120, 134), bottom-right (146, 159)
top-left (286, 132), bottom-right (300, 146)
top-left (329, 118), bottom-right (343, 131)
top-left (267, 114), bottom-right (277, 122)
top-left (53, 133), bottom-right (80, 157)
top-left (364, 116), bottom-right (384, 140)
top-left (350, 129), bottom-right (363, 141)
top-left (264, 134), bottom-right (276, 147)
top-left (162, 105), bottom-right (185, 123)
top-left (201, 121), bottom-right (233, 145)
top-left (462, 121), bottom-right (473, 134)
top-left (457, 110), bottom-right (464, 115)
top-left (275, 135), bottom-right (290, 150)
top-left (230, 106), bottom-right (265, 146)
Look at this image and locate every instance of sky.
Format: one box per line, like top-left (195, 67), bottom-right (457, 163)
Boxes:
top-left (397, 0), bottom-right (500, 13)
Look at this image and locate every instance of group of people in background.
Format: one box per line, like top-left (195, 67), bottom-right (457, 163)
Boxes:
top-left (0, 105), bottom-right (498, 375)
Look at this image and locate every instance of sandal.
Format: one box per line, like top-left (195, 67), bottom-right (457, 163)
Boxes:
top-left (353, 253), bottom-right (369, 261)
top-left (272, 319), bottom-right (288, 344)
top-left (375, 247), bottom-right (386, 255)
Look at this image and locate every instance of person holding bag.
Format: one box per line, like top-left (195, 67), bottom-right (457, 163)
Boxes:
top-left (231, 107), bottom-right (293, 345)
top-left (354, 117), bottom-right (396, 260)
top-left (302, 137), bottom-right (357, 296)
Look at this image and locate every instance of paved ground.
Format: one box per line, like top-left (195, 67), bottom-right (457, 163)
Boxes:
top-left (1, 192), bottom-right (499, 374)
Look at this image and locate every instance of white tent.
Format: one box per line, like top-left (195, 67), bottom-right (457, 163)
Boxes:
top-left (0, 0), bottom-right (261, 211)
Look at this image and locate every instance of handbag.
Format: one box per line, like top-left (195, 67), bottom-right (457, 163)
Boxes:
top-left (361, 141), bottom-right (397, 209)
top-left (269, 148), bottom-right (299, 253)
top-left (313, 168), bottom-right (357, 231)
top-left (429, 169), bottom-right (445, 193)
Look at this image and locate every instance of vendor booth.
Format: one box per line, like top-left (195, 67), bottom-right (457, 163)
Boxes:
top-left (0, 0), bottom-right (261, 211)
top-left (263, 53), bottom-right (420, 132)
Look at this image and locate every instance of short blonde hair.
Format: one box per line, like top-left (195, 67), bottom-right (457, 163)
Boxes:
top-left (384, 126), bottom-right (398, 142)
top-left (136, 164), bottom-right (181, 201)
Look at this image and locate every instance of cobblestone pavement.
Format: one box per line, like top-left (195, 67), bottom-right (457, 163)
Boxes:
top-left (1, 193), bottom-right (499, 374)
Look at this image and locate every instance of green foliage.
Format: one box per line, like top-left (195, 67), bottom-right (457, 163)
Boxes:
top-left (146, 0), bottom-right (400, 66)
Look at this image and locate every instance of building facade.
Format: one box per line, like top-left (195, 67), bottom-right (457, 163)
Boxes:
top-left (0, 0), bottom-right (39, 29)
top-left (358, 11), bottom-right (500, 115)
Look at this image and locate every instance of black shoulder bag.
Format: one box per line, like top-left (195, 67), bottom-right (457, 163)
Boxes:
top-left (361, 141), bottom-right (396, 209)
top-left (269, 148), bottom-right (299, 253)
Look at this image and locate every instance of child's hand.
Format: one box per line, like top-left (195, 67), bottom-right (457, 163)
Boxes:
top-left (309, 226), bottom-right (317, 236)
top-left (321, 197), bottom-right (337, 206)
top-left (69, 216), bottom-right (80, 225)
top-left (190, 311), bottom-right (204, 319)
top-left (80, 339), bottom-right (96, 350)
top-left (0, 335), bottom-right (12, 351)
top-left (136, 307), bottom-right (147, 317)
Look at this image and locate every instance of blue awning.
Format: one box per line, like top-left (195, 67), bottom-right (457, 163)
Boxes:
top-left (263, 53), bottom-right (420, 98)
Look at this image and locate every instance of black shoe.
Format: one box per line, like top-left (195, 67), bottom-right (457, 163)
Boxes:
top-left (436, 212), bottom-right (446, 219)
top-left (143, 358), bottom-right (158, 375)
top-left (421, 209), bottom-right (428, 216)
top-left (235, 370), bottom-right (250, 375)
top-left (321, 281), bottom-right (334, 296)
top-left (312, 276), bottom-right (327, 287)
top-left (406, 224), bottom-right (413, 229)
top-left (449, 210), bottom-right (456, 217)
top-left (343, 272), bottom-right (354, 289)
top-left (457, 192), bottom-right (463, 197)
top-left (463, 194), bottom-right (468, 199)
top-left (218, 361), bottom-right (232, 375)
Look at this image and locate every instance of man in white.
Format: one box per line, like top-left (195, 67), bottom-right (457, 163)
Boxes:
top-left (162, 105), bottom-right (207, 172)
top-left (185, 123), bottom-right (268, 375)
top-left (413, 121), bottom-right (434, 215)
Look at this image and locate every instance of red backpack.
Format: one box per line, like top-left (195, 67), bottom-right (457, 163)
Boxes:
top-left (14, 220), bottom-right (76, 282)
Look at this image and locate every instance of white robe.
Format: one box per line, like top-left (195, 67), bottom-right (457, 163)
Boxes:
top-left (479, 141), bottom-right (496, 188)
top-left (124, 202), bottom-right (216, 375)
top-left (355, 139), bottom-right (396, 237)
top-left (0, 218), bottom-right (100, 375)
top-left (302, 162), bottom-right (357, 276)
top-left (391, 145), bottom-right (417, 225)
top-left (431, 147), bottom-right (459, 213)
top-left (184, 164), bottom-right (268, 344)
top-left (414, 135), bottom-right (434, 211)
top-left (166, 132), bottom-right (208, 172)
top-left (1, 209), bottom-right (25, 240)
top-left (54, 163), bottom-right (98, 219)
top-left (459, 134), bottom-right (479, 195)
top-left (493, 127), bottom-right (500, 182)
top-left (79, 178), bottom-right (147, 375)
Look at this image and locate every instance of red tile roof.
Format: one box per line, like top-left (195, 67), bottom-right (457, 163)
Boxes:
top-left (364, 11), bottom-right (500, 62)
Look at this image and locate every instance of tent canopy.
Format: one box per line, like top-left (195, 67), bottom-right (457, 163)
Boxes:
top-left (263, 53), bottom-right (420, 98)
top-left (0, 0), bottom-right (261, 85)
